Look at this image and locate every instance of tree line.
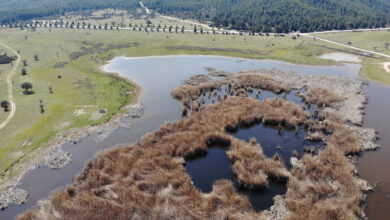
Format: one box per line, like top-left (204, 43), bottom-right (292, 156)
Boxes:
top-left (0, 0), bottom-right (389, 33)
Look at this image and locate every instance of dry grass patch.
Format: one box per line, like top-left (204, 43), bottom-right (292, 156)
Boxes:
top-left (172, 72), bottom-right (290, 102)
top-left (227, 138), bottom-right (290, 189)
top-left (285, 146), bottom-right (364, 219)
top-left (298, 88), bottom-right (344, 106)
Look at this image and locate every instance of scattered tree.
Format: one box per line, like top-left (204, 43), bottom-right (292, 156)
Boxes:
top-left (21, 68), bottom-right (27, 75)
top-left (21, 82), bottom-right (33, 94)
top-left (1, 100), bottom-right (10, 112)
top-left (22, 59), bottom-right (27, 66)
top-left (34, 54), bottom-right (39, 61)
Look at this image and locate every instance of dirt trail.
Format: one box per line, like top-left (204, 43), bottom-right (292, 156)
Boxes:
top-left (0, 42), bottom-right (20, 130)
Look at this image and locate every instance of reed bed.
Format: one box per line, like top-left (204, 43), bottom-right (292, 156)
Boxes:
top-left (19, 72), bottom-right (370, 220)
top-left (227, 138), bottom-right (290, 189)
top-left (19, 96), bottom-right (308, 220)
top-left (172, 72), bottom-right (289, 102)
top-left (286, 146), bottom-right (364, 219)
top-left (298, 88), bottom-right (344, 106)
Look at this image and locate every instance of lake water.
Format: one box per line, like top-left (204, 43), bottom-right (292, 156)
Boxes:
top-left (0, 55), bottom-right (389, 219)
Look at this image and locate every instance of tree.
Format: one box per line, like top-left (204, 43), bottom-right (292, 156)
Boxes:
top-left (21, 68), bottom-right (27, 75)
top-left (22, 59), bottom-right (27, 66)
top-left (34, 54), bottom-right (39, 61)
top-left (21, 82), bottom-right (33, 94)
top-left (1, 100), bottom-right (10, 112)
top-left (194, 25), bottom-right (197, 33)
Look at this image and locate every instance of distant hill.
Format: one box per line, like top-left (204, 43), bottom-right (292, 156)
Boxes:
top-left (0, 0), bottom-right (389, 33)
top-left (143, 0), bottom-right (390, 32)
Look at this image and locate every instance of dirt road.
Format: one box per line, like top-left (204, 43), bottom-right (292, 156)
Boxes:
top-left (0, 42), bottom-right (20, 130)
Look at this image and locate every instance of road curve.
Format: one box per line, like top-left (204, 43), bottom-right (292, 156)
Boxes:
top-left (0, 42), bottom-right (20, 130)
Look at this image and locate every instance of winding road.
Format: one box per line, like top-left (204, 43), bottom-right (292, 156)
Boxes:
top-left (0, 42), bottom-right (20, 130)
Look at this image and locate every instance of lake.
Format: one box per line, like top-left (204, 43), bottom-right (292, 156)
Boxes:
top-left (1, 55), bottom-right (388, 219)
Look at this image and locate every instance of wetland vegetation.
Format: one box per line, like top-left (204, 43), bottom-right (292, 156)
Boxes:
top-left (17, 68), bottom-right (377, 219)
top-left (0, 4), bottom-right (388, 220)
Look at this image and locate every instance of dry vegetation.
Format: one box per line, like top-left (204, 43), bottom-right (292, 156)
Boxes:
top-left (286, 146), bottom-right (364, 219)
top-left (172, 72), bottom-right (289, 101)
top-left (19, 95), bottom-right (309, 220)
top-left (310, 108), bottom-right (361, 154)
top-left (227, 138), bottom-right (290, 189)
top-left (19, 72), bottom-right (371, 220)
top-left (298, 87), bottom-right (344, 106)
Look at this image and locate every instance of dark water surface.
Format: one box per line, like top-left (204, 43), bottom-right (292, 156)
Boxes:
top-left (0, 55), bottom-right (388, 219)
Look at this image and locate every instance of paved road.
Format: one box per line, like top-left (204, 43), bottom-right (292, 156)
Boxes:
top-left (0, 42), bottom-right (20, 130)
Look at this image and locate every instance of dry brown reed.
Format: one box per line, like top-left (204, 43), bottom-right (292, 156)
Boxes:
top-left (171, 72), bottom-right (290, 102)
top-left (19, 96), bottom-right (308, 220)
top-left (314, 108), bottom-right (361, 154)
top-left (285, 146), bottom-right (364, 220)
top-left (19, 74), bottom-right (368, 220)
top-left (227, 138), bottom-right (290, 189)
top-left (299, 88), bottom-right (344, 106)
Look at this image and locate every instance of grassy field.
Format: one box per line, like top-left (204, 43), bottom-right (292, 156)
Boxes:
top-left (360, 57), bottom-right (390, 85)
top-left (313, 31), bottom-right (390, 56)
top-left (0, 24), bottom-right (352, 184)
top-left (313, 30), bottom-right (390, 85)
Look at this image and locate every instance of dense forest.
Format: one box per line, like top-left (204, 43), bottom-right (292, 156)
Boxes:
top-left (0, 0), bottom-right (389, 33)
top-left (144, 0), bottom-right (390, 32)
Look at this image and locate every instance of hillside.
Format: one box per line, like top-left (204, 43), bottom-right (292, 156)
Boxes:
top-left (144, 0), bottom-right (390, 32)
top-left (0, 0), bottom-right (389, 32)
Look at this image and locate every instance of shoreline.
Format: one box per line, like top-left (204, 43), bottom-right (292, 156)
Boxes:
top-left (0, 66), bottom-right (142, 210)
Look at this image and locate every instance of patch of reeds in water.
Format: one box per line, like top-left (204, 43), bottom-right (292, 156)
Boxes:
top-left (19, 72), bottom-right (370, 220)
